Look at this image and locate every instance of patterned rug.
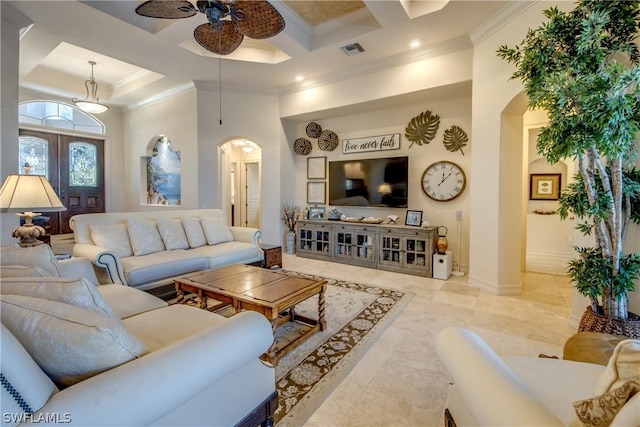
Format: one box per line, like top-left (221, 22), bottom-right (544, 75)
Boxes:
top-left (272, 271), bottom-right (413, 426)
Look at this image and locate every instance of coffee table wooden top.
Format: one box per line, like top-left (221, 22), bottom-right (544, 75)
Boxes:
top-left (175, 264), bottom-right (325, 310)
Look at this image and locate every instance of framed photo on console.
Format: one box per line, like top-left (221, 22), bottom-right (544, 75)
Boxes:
top-left (405, 210), bottom-right (423, 226)
top-left (308, 206), bottom-right (326, 220)
top-left (307, 156), bottom-right (327, 180)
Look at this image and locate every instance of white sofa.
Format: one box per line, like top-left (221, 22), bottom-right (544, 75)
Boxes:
top-left (436, 327), bottom-right (640, 427)
top-left (0, 244), bottom-right (277, 427)
top-left (70, 209), bottom-right (263, 291)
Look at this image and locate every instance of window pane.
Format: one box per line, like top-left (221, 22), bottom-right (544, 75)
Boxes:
top-left (19, 100), bottom-right (105, 135)
top-left (18, 136), bottom-right (49, 178)
top-left (69, 142), bottom-right (97, 187)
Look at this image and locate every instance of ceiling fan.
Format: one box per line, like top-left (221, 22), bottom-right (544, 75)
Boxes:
top-left (135, 0), bottom-right (285, 55)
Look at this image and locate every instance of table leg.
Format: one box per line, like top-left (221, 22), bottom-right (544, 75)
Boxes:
top-left (197, 290), bottom-right (207, 309)
top-left (318, 286), bottom-right (327, 331)
top-left (266, 319), bottom-right (278, 366)
top-left (175, 284), bottom-right (184, 304)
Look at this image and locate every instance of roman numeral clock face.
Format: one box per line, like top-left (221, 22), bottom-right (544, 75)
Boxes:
top-left (421, 161), bottom-right (466, 202)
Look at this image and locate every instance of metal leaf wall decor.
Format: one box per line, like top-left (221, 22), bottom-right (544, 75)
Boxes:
top-left (405, 110), bottom-right (440, 148)
top-left (443, 125), bottom-right (469, 155)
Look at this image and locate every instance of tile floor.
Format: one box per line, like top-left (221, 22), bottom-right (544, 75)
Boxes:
top-left (52, 235), bottom-right (575, 426)
top-left (281, 253), bottom-right (575, 427)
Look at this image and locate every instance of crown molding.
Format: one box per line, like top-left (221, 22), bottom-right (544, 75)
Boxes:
top-left (125, 82), bottom-right (195, 112)
top-left (469, 1), bottom-right (537, 46)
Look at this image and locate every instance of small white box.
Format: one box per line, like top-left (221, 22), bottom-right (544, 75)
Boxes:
top-left (433, 251), bottom-right (452, 280)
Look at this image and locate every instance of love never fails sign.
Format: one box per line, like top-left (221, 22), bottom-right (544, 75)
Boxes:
top-left (342, 133), bottom-right (401, 154)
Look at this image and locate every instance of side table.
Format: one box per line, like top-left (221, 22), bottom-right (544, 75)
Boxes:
top-left (261, 244), bottom-right (282, 269)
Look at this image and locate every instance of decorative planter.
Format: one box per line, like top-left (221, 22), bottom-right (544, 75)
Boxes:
top-left (578, 306), bottom-right (640, 339)
top-left (286, 231), bottom-right (296, 255)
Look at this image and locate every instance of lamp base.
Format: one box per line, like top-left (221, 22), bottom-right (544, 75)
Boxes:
top-left (12, 224), bottom-right (46, 247)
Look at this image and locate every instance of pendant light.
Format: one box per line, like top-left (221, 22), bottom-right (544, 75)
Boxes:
top-left (72, 61), bottom-right (109, 114)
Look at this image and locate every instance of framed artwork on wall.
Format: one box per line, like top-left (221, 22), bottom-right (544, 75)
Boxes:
top-left (307, 156), bottom-right (327, 179)
top-left (308, 206), bottom-right (326, 220)
top-left (405, 210), bottom-right (423, 226)
top-left (307, 181), bottom-right (326, 204)
top-left (530, 173), bottom-right (561, 200)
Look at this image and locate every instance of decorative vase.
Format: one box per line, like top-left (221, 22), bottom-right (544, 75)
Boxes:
top-left (578, 306), bottom-right (640, 339)
top-left (286, 231), bottom-right (296, 255)
top-left (436, 226), bottom-right (448, 254)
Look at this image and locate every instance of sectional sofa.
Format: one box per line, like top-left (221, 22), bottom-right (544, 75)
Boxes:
top-left (69, 209), bottom-right (263, 291)
top-left (0, 244), bottom-right (277, 426)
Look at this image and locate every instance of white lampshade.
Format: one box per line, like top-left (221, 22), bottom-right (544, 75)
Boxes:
top-left (0, 174), bottom-right (66, 212)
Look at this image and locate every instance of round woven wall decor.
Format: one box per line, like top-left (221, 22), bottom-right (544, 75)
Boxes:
top-left (306, 122), bottom-right (322, 138)
top-left (318, 130), bottom-right (339, 151)
top-left (294, 138), bottom-right (312, 155)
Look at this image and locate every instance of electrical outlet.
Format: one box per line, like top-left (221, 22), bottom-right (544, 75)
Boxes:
top-left (456, 210), bottom-right (462, 221)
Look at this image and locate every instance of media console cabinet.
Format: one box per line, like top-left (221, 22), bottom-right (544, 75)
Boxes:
top-left (296, 220), bottom-right (437, 278)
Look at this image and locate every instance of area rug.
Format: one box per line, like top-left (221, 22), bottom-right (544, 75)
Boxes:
top-left (272, 271), bottom-right (413, 426)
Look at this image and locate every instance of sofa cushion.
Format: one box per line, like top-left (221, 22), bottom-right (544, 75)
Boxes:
top-left (595, 339), bottom-right (640, 395)
top-left (120, 250), bottom-right (209, 287)
top-left (573, 379), bottom-right (640, 427)
top-left (97, 284), bottom-right (168, 319)
top-left (182, 218), bottom-right (207, 248)
top-left (190, 241), bottom-right (261, 268)
top-left (157, 219), bottom-right (189, 250)
top-left (126, 219), bottom-right (165, 256)
top-left (123, 304), bottom-right (227, 351)
top-left (0, 244), bottom-right (62, 277)
top-left (0, 264), bottom-right (50, 278)
top-left (0, 294), bottom-right (148, 388)
top-left (200, 216), bottom-right (233, 245)
top-left (0, 324), bottom-right (58, 418)
top-left (90, 223), bottom-right (133, 257)
top-left (0, 277), bottom-right (115, 318)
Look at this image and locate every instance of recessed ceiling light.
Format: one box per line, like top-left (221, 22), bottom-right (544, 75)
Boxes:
top-left (410, 39), bottom-right (422, 49)
top-left (296, 75), bottom-right (304, 82)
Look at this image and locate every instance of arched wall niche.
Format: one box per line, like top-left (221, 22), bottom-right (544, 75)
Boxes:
top-left (139, 135), bottom-right (181, 206)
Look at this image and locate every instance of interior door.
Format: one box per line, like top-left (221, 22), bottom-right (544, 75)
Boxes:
top-left (58, 135), bottom-right (105, 234)
top-left (245, 161), bottom-right (260, 228)
top-left (19, 130), bottom-right (106, 235)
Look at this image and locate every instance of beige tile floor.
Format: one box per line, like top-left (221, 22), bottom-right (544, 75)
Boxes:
top-left (52, 236), bottom-right (575, 426)
top-left (281, 253), bottom-right (575, 427)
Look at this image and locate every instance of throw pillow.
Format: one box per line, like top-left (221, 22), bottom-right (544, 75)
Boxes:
top-left (200, 216), bottom-right (233, 245)
top-left (0, 294), bottom-right (148, 388)
top-left (126, 219), bottom-right (165, 256)
top-left (0, 265), bottom-right (50, 278)
top-left (156, 219), bottom-right (189, 250)
top-left (0, 277), bottom-right (115, 318)
top-left (573, 379), bottom-right (640, 427)
top-left (0, 244), bottom-right (62, 277)
top-left (595, 339), bottom-right (640, 395)
top-left (182, 217), bottom-right (207, 248)
top-left (89, 223), bottom-right (133, 258)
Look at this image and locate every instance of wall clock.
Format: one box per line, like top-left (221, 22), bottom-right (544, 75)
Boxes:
top-left (421, 161), bottom-right (466, 202)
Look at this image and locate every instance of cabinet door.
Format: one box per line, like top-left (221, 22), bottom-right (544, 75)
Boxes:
top-left (404, 236), bottom-right (428, 269)
top-left (298, 228), bottom-right (313, 253)
top-left (314, 229), bottom-right (331, 254)
top-left (354, 230), bottom-right (375, 262)
top-left (335, 230), bottom-right (354, 259)
top-left (379, 234), bottom-right (402, 267)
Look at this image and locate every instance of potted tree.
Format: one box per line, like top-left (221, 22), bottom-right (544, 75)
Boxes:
top-left (498, 0), bottom-right (640, 336)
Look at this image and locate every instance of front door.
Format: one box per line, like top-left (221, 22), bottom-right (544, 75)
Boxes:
top-left (18, 130), bottom-right (105, 234)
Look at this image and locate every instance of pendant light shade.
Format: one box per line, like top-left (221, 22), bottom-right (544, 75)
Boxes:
top-left (72, 61), bottom-right (109, 114)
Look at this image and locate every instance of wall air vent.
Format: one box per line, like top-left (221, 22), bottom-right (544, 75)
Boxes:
top-left (340, 42), bottom-right (365, 56)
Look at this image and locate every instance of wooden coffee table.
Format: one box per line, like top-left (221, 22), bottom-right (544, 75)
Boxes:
top-left (174, 264), bottom-right (327, 366)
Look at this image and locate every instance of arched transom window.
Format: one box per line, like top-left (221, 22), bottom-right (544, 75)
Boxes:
top-left (19, 100), bottom-right (105, 134)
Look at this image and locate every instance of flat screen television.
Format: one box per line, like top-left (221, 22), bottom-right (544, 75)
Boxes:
top-left (328, 156), bottom-right (408, 208)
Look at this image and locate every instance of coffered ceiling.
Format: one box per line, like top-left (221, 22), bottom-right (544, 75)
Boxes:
top-left (10, 1), bottom-right (513, 111)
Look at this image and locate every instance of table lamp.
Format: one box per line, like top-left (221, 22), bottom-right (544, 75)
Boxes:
top-left (0, 174), bottom-right (66, 247)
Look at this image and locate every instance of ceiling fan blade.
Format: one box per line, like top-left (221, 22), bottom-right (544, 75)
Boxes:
top-left (194, 22), bottom-right (244, 55)
top-left (232, 0), bottom-right (285, 39)
top-left (135, 0), bottom-right (197, 19)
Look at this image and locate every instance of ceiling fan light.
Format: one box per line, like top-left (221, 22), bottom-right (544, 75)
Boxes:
top-left (72, 61), bottom-right (109, 114)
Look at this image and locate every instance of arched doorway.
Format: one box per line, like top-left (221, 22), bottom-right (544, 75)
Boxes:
top-left (220, 138), bottom-right (262, 228)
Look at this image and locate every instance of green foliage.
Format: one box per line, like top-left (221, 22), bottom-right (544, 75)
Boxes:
top-left (498, 0), bottom-right (640, 320)
top-left (443, 125), bottom-right (469, 155)
top-left (405, 110), bottom-right (440, 148)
